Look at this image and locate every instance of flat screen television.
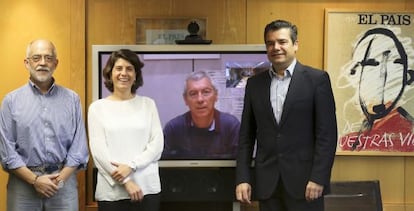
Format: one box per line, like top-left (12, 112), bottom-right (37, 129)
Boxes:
top-left (92, 44), bottom-right (269, 167)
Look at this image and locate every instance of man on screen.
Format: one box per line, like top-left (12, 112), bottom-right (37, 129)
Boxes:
top-left (162, 71), bottom-right (240, 159)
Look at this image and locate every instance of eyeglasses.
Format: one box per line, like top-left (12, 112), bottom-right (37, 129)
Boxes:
top-left (27, 55), bottom-right (56, 63)
top-left (187, 88), bottom-right (215, 99)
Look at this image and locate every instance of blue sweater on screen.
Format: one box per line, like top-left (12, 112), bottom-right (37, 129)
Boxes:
top-left (162, 109), bottom-right (240, 159)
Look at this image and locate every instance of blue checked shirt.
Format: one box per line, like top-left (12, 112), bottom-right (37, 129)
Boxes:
top-left (0, 80), bottom-right (89, 170)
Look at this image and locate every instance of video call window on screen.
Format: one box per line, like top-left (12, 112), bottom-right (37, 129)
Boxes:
top-left (93, 45), bottom-right (267, 167)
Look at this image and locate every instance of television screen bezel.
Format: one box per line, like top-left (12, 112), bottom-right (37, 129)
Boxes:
top-left (92, 44), bottom-right (265, 167)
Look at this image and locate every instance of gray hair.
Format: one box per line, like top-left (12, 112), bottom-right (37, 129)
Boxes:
top-left (25, 39), bottom-right (57, 58)
top-left (183, 71), bottom-right (218, 96)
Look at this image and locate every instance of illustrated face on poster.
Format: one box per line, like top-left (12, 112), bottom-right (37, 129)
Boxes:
top-left (352, 28), bottom-right (411, 121)
top-left (326, 11), bottom-right (414, 153)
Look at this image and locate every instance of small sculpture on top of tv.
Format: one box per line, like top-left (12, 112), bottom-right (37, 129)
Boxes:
top-left (175, 21), bottom-right (212, 44)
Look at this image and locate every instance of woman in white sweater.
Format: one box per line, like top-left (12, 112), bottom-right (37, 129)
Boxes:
top-left (88, 49), bottom-right (164, 211)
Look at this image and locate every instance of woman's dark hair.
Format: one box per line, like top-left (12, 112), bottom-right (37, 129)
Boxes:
top-left (102, 49), bottom-right (144, 93)
top-left (264, 19), bottom-right (298, 43)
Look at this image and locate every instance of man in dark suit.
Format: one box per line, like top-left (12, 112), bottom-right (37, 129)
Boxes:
top-left (235, 20), bottom-right (337, 211)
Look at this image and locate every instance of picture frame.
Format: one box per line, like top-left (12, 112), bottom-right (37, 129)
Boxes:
top-left (136, 17), bottom-right (207, 44)
top-left (324, 9), bottom-right (414, 156)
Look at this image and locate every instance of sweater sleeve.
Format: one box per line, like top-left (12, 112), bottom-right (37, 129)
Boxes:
top-left (128, 99), bottom-right (164, 170)
top-left (87, 103), bottom-right (117, 186)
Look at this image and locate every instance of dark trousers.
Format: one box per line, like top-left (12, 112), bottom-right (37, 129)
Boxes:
top-left (98, 193), bottom-right (161, 211)
top-left (259, 179), bottom-right (324, 211)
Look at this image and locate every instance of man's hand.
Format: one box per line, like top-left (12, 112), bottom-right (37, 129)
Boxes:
top-left (235, 183), bottom-right (252, 204)
top-left (305, 181), bottom-right (324, 201)
top-left (52, 166), bottom-right (76, 188)
top-left (111, 162), bottom-right (132, 183)
top-left (33, 174), bottom-right (60, 198)
top-left (124, 180), bottom-right (144, 202)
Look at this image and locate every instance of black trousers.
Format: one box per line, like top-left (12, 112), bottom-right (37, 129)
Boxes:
top-left (259, 179), bottom-right (324, 211)
top-left (98, 193), bottom-right (161, 211)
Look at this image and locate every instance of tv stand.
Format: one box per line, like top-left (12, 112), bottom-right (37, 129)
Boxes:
top-left (159, 167), bottom-right (239, 211)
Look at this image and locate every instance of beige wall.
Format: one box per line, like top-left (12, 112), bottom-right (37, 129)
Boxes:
top-left (0, 0), bottom-right (413, 211)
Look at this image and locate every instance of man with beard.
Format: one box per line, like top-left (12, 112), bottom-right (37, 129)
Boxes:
top-left (0, 39), bottom-right (89, 211)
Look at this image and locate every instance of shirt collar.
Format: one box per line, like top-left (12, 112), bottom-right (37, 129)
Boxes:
top-left (185, 109), bottom-right (220, 132)
top-left (191, 119), bottom-right (215, 131)
top-left (269, 59), bottom-right (297, 78)
top-left (29, 77), bottom-right (56, 94)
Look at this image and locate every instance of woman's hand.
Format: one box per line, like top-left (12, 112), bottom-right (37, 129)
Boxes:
top-left (110, 162), bottom-right (132, 182)
top-left (124, 180), bottom-right (144, 202)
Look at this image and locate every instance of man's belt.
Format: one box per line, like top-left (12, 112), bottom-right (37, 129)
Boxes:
top-left (27, 164), bottom-right (63, 174)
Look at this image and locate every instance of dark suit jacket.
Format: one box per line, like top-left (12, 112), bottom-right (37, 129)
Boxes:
top-left (236, 62), bottom-right (338, 200)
